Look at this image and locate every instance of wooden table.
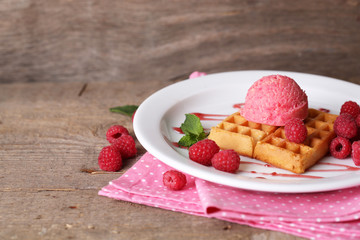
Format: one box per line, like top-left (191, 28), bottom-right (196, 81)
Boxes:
top-left (1, 1), bottom-right (359, 238)
top-left (1, 79), bottom-right (312, 239)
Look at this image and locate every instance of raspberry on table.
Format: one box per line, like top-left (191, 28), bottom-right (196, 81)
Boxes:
top-left (334, 113), bottom-right (358, 139)
top-left (211, 150), bottom-right (240, 173)
top-left (329, 136), bottom-right (352, 159)
top-left (188, 139), bottom-right (220, 166)
top-left (106, 125), bottom-right (129, 144)
top-left (340, 101), bottom-right (360, 119)
top-left (352, 141), bottom-right (360, 166)
top-left (98, 145), bottom-right (122, 171)
top-left (163, 170), bottom-right (187, 190)
top-left (284, 118), bottom-right (307, 143)
top-left (112, 135), bottom-right (137, 159)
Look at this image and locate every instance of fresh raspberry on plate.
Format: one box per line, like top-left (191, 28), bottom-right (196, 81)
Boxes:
top-left (356, 114), bottom-right (360, 127)
top-left (106, 125), bottom-right (129, 144)
top-left (98, 145), bottom-right (122, 171)
top-left (334, 113), bottom-right (357, 139)
top-left (211, 150), bottom-right (240, 173)
top-left (188, 139), bottom-right (220, 166)
top-left (340, 101), bottom-right (360, 119)
top-left (284, 118), bottom-right (307, 143)
top-left (163, 170), bottom-right (187, 190)
top-left (353, 115), bottom-right (360, 141)
top-left (352, 141), bottom-right (360, 166)
top-left (112, 135), bottom-right (137, 159)
top-left (329, 136), bottom-right (352, 159)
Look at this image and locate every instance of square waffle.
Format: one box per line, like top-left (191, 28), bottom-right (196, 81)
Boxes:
top-left (207, 112), bottom-right (278, 158)
top-left (208, 109), bottom-right (338, 173)
top-left (254, 108), bottom-right (337, 173)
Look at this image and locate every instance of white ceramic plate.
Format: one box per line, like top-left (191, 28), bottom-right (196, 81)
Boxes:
top-left (133, 70), bottom-right (360, 193)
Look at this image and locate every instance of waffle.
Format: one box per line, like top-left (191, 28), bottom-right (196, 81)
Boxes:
top-left (207, 112), bottom-right (278, 158)
top-left (208, 109), bottom-right (338, 173)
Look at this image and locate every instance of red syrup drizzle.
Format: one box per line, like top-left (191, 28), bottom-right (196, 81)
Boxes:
top-left (309, 162), bottom-right (360, 172)
top-left (240, 161), bottom-right (360, 178)
top-left (241, 170), bottom-right (323, 179)
top-left (233, 103), bottom-right (244, 109)
top-left (240, 161), bottom-right (322, 179)
top-left (319, 108), bottom-right (330, 113)
top-left (173, 127), bottom-right (183, 134)
top-left (190, 112), bottom-right (228, 121)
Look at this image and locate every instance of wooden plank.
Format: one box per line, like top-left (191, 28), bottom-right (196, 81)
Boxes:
top-left (0, 80), bottom-right (306, 239)
top-left (0, 0), bottom-right (359, 84)
top-left (1, 190), bottom-right (302, 240)
top-left (0, 81), bottom-right (164, 190)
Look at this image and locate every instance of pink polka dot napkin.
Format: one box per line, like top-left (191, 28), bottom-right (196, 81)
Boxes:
top-left (99, 152), bottom-right (360, 240)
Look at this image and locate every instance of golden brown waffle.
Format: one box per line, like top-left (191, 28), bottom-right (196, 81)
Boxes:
top-left (254, 108), bottom-right (337, 173)
top-left (208, 112), bottom-right (278, 158)
top-left (208, 109), bottom-right (338, 173)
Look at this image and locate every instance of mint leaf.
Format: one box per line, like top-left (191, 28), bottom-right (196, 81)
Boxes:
top-left (198, 131), bottom-right (208, 141)
top-left (178, 114), bottom-right (208, 147)
top-left (180, 114), bottom-right (204, 136)
top-left (178, 134), bottom-right (198, 147)
top-left (110, 105), bottom-right (138, 117)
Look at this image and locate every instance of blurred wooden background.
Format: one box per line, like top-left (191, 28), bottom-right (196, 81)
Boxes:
top-left (0, 0), bottom-right (359, 84)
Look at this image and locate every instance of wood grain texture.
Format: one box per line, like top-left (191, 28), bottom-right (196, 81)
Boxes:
top-left (0, 80), bottom-right (306, 240)
top-left (0, 0), bottom-right (359, 84)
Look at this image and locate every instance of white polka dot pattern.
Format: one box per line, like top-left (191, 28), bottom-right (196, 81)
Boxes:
top-left (99, 152), bottom-right (360, 240)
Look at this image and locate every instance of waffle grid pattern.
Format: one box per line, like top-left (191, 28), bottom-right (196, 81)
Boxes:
top-left (260, 109), bottom-right (337, 155)
top-left (208, 112), bottom-right (277, 158)
top-left (208, 109), bottom-right (338, 173)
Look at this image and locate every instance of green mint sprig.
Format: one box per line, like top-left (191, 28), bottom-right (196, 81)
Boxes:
top-left (110, 105), bottom-right (138, 117)
top-left (178, 114), bottom-right (208, 147)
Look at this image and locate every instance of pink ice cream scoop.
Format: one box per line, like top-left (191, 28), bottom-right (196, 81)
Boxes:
top-left (240, 74), bottom-right (308, 126)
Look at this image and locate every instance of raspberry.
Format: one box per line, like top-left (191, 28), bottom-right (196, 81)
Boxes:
top-left (211, 150), bottom-right (240, 173)
top-left (353, 115), bottom-right (360, 141)
top-left (163, 170), bottom-right (187, 190)
top-left (352, 141), bottom-right (360, 166)
top-left (350, 128), bottom-right (360, 142)
top-left (340, 101), bottom-right (360, 119)
top-left (98, 145), bottom-right (122, 171)
top-left (329, 136), bottom-right (352, 159)
top-left (188, 139), bottom-right (220, 166)
top-left (106, 125), bottom-right (129, 144)
top-left (284, 118), bottom-right (307, 143)
top-left (356, 114), bottom-right (360, 127)
top-left (112, 135), bottom-right (137, 159)
top-left (334, 113), bottom-right (357, 139)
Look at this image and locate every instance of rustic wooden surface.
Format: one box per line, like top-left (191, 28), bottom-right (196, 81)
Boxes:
top-left (0, 0), bottom-right (359, 84)
top-left (0, 79), bottom-right (308, 240)
top-left (1, 0), bottom-right (359, 239)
